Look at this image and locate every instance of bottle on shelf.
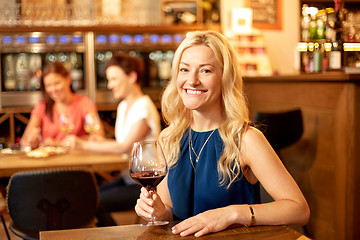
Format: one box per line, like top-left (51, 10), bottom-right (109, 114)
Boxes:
top-left (325, 7), bottom-right (336, 42)
top-left (70, 52), bottom-right (84, 91)
top-left (3, 54), bottom-right (16, 91)
top-left (95, 51), bottom-right (113, 89)
top-left (328, 0), bottom-right (343, 70)
top-left (301, 4), bottom-right (311, 42)
top-left (158, 51), bottom-right (173, 87)
top-left (309, 11), bottom-right (318, 40)
top-left (28, 54), bottom-right (42, 91)
top-left (313, 43), bottom-right (322, 72)
top-left (307, 43), bottom-right (315, 73)
top-left (316, 9), bottom-right (326, 40)
top-left (148, 51), bottom-right (160, 88)
top-left (15, 53), bottom-right (31, 91)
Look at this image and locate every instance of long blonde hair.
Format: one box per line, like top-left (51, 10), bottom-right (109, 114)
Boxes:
top-left (160, 30), bottom-right (250, 188)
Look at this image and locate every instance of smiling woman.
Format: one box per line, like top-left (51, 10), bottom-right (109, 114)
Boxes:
top-left (177, 45), bottom-right (223, 114)
top-left (134, 31), bottom-right (310, 237)
top-left (20, 61), bottom-right (104, 149)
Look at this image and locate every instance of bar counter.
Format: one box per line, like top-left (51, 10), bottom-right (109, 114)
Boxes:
top-left (40, 223), bottom-right (307, 240)
top-left (243, 72), bottom-right (360, 240)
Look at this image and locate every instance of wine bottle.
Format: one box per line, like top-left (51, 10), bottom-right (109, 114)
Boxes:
top-left (15, 53), bottom-right (31, 91)
top-left (328, 0), bottom-right (343, 70)
top-left (158, 51), bottom-right (172, 87)
top-left (301, 4), bottom-right (311, 41)
top-left (4, 54), bottom-right (16, 91)
top-left (316, 9), bottom-right (326, 40)
top-left (148, 51), bottom-right (159, 87)
top-left (313, 43), bottom-right (323, 72)
top-left (28, 54), bottom-right (42, 91)
top-left (309, 12), bottom-right (317, 40)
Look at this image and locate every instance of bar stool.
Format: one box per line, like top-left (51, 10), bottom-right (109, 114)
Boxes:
top-left (253, 108), bottom-right (303, 203)
top-left (253, 109), bottom-right (303, 151)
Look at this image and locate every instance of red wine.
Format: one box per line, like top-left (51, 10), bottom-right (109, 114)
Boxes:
top-left (130, 171), bottom-right (166, 190)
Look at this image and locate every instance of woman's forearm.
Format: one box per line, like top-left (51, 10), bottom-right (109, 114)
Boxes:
top-left (82, 139), bottom-right (130, 154)
top-left (159, 204), bottom-right (173, 222)
top-left (231, 199), bottom-right (310, 227)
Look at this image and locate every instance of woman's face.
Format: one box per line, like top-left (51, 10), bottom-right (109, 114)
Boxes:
top-left (177, 45), bottom-right (223, 112)
top-left (43, 73), bottom-right (72, 103)
top-left (106, 66), bottom-right (132, 100)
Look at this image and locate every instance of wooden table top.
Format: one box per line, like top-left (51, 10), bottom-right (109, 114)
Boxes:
top-left (40, 223), bottom-right (309, 240)
top-left (0, 150), bottom-right (128, 177)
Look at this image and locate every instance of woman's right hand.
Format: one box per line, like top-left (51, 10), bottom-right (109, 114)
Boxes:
top-left (21, 127), bottom-right (41, 149)
top-left (135, 187), bottom-right (168, 222)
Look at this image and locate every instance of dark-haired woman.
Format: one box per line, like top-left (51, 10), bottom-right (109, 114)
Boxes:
top-left (20, 61), bottom-right (104, 149)
top-left (64, 52), bottom-right (161, 226)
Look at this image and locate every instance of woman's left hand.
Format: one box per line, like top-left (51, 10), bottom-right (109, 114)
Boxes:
top-left (171, 206), bottom-right (236, 237)
top-left (88, 134), bottom-right (105, 142)
top-left (43, 137), bottom-right (61, 147)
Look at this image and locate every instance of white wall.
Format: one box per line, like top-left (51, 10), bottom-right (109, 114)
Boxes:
top-left (261, 1), bottom-right (300, 75)
top-left (220, 0), bottom-right (300, 75)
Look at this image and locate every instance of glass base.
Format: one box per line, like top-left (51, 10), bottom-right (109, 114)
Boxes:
top-left (142, 220), bottom-right (169, 226)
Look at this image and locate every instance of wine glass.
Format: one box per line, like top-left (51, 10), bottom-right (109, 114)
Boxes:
top-left (130, 140), bottom-right (169, 226)
top-left (84, 112), bottom-right (101, 135)
top-left (59, 114), bottom-right (74, 135)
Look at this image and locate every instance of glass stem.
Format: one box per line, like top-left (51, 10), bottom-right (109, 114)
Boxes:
top-left (149, 190), bottom-right (155, 222)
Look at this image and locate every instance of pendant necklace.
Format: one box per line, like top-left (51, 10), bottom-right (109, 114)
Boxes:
top-left (188, 128), bottom-right (216, 171)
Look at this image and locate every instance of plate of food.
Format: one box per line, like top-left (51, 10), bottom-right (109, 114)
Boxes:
top-left (26, 146), bottom-right (67, 158)
top-left (1, 145), bottom-right (31, 155)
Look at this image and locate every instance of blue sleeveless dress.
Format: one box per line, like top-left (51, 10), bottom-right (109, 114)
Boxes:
top-left (168, 129), bottom-right (257, 220)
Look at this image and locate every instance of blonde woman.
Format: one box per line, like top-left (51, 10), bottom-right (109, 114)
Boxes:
top-left (135, 31), bottom-right (310, 237)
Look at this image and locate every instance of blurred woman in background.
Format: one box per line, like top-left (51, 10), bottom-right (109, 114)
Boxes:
top-left (20, 61), bottom-right (104, 149)
top-left (64, 52), bottom-right (161, 226)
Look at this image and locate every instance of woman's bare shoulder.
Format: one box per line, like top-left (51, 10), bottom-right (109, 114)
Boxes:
top-left (242, 126), bottom-right (267, 144)
top-left (240, 126), bottom-right (272, 161)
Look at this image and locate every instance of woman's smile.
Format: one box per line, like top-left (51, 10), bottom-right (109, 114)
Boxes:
top-left (177, 45), bottom-right (222, 112)
top-left (185, 89), bottom-right (207, 95)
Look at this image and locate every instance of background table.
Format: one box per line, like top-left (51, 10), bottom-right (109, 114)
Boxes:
top-left (40, 223), bottom-right (309, 240)
top-left (0, 150), bottom-right (128, 178)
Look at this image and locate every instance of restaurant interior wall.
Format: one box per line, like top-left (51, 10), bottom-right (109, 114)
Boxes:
top-left (221, 0), bottom-right (300, 75)
top-left (260, 1), bottom-right (300, 75)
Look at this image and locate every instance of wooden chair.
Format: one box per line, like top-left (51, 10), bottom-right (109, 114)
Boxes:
top-left (6, 169), bottom-right (99, 240)
top-left (0, 193), bottom-right (11, 240)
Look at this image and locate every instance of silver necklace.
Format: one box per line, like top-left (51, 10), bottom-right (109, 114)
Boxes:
top-left (188, 128), bottom-right (216, 171)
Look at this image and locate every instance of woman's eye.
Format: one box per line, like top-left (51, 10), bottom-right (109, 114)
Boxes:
top-left (179, 68), bottom-right (188, 72)
top-left (201, 69), bottom-right (211, 73)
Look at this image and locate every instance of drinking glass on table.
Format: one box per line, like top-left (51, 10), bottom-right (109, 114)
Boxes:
top-left (130, 140), bottom-right (168, 226)
top-left (59, 114), bottom-right (74, 135)
top-left (84, 112), bottom-right (101, 135)
top-left (59, 114), bottom-right (74, 148)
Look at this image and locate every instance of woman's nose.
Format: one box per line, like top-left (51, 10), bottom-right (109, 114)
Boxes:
top-left (46, 86), bottom-right (54, 92)
top-left (187, 72), bottom-right (200, 86)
